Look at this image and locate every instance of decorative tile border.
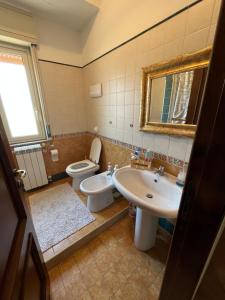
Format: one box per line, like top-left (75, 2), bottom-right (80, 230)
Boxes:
top-left (11, 131), bottom-right (184, 169)
top-left (87, 132), bottom-right (185, 168)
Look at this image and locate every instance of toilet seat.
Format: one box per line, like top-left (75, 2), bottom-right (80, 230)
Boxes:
top-left (66, 159), bottom-right (98, 175)
top-left (66, 137), bottom-right (102, 190)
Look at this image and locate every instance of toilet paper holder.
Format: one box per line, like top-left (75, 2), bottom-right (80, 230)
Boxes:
top-left (50, 149), bottom-right (59, 162)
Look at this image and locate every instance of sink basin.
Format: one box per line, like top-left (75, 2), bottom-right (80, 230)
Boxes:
top-left (112, 166), bottom-right (182, 218)
top-left (112, 166), bottom-right (183, 250)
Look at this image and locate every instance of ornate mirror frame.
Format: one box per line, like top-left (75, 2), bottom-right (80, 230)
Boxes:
top-left (140, 47), bottom-right (212, 137)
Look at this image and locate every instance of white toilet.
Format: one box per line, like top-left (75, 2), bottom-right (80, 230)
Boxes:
top-left (80, 171), bottom-right (114, 212)
top-left (66, 137), bottom-right (101, 190)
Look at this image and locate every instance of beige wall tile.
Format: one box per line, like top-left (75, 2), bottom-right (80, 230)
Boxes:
top-left (163, 38), bottom-right (184, 61)
top-left (148, 24), bottom-right (166, 50)
top-left (186, 0), bottom-right (215, 35)
top-left (183, 27), bottom-right (209, 53)
top-left (164, 11), bottom-right (188, 44)
top-left (38, 1), bottom-right (218, 175)
top-left (83, 1), bottom-right (217, 159)
top-left (168, 136), bottom-right (189, 161)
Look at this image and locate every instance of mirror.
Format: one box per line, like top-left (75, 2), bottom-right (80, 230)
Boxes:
top-left (149, 68), bottom-right (207, 125)
top-left (140, 47), bottom-right (211, 137)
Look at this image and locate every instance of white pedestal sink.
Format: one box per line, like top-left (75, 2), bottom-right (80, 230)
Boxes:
top-left (135, 207), bottom-right (158, 250)
top-left (112, 166), bottom-right (183, 251)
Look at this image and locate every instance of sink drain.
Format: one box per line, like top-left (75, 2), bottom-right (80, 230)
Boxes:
top-left (146, 193), bottom-right (153, 199)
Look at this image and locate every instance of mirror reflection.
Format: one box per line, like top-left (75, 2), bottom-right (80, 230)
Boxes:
top-left (148, 67), bottom-right (207, 125)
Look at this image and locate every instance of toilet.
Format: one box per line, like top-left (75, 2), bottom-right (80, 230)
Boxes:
top-left (80, 171), bottom-right (114, 212)
top-left (66, 137), bottom-right (101, 190)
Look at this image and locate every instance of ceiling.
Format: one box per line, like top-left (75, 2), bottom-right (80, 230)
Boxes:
top-left (1, 0), bottom-right (100, 31)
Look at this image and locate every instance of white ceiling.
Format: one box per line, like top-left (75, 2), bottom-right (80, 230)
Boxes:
top-left (1, 0), bottom-right (100, 31)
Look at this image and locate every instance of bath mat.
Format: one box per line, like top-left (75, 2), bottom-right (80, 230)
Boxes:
top-left (29, 183), bottom-right (95, 252)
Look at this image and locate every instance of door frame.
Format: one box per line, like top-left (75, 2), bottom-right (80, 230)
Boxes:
top-left (20, 234), bottom-right (48, 299)
top-left (160, 1), bottom-right (225, 299)
top-left (0, 126), bottom-right (27, 299)
top-left (0, 115), bottom-right (50, 299)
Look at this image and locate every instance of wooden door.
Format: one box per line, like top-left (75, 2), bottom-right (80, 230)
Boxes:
top-left (194, 219), bottom-right (225, 299)
top-left (160, 1), bottom-right (225, 299)
top-left (0, 116), bottom-right (49, 300)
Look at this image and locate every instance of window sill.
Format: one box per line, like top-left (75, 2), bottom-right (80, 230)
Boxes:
top-left (10, 137), bottom-right (52, 148)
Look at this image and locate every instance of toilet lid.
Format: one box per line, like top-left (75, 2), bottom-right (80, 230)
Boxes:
top-left (89, 137), bottom-right (101, 163)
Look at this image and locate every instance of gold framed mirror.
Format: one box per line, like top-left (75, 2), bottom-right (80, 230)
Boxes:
top-left (140, 47), bottom-right (211, 137)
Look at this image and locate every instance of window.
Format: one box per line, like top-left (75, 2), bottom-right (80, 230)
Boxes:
top-left (0, 43), bottom-right (47, 144)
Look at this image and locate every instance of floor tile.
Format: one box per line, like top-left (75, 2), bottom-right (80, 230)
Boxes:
top-left (49, 215), bottom-right (170, 299)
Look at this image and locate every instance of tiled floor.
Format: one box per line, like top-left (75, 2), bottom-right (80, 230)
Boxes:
top-left (25, 178), bottom-right (129, 263)
top-left (49, 215), bottom-right (169, 300)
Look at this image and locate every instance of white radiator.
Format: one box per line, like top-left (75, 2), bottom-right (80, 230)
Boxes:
top-left (14, 144), bottom-right (48, 191)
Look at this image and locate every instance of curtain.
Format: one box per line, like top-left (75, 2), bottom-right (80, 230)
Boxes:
top-left (168, 70), bottom-right (194, 124)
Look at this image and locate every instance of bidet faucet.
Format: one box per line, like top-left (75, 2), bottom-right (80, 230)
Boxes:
top-left (107, 163), bottom-right (118, 176)
top-left (154, 166), bottom-right (165, 176)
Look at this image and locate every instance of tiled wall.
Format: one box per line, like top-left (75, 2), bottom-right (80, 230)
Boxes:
top-left (35, 0), bottom-right (220, 177)
top-left (83, 0), bottom-right (219, 164)
top-left (21, 0), bottom-right (220, 236)
top-left (42, 132), bottom-right (183, 178)
top-left (38, 61), bottom-right (87, 176)
top-left (42, 133), bottom-right (90, 177)
top-left (11, 133), bottom-right (91, 179)
top-left (87, 133), bottom-right (182, 176)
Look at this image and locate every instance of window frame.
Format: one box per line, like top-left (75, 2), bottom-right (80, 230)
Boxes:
top-left (0, 42), bottom-right (47, 144)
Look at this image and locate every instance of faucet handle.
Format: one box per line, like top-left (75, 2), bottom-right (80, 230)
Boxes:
top-left (107, 162), bottom-right (113, 171)
top-left (114, 164), bottom-right (119, 172)
top-left (159, 166), bottom-right (165, 175)
top-left (131, 153), bottom-right (137, 160)
top-left (154, 165), bottom-right (165, 175)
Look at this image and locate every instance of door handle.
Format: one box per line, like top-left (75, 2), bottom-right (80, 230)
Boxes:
top-left (13, 169), bottom-right (26, 189)
top-left (13, 169), bottom-right (27, 179)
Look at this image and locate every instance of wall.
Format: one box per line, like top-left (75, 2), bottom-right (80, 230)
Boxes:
top-left (83, 0), bottom-right (219, 167)
top-left (0, 4), bottom-right (84, 65)
top-left (39, 61), bottom-right (85, 135)
top-left (5, 0), bottom-right (220, 234)
top-left (82, 0), bottom-right (203, 64)
top-left (22, 0), bottom-right (221, 236)
top-left (0, 3), bottom-right (37, 43)
top-left (34, 15), bottom-right (87, 174)
top-left (43, 133), bottom-right (90, 177)
top-left (8, 0), bottom-right (220, 178)
top-left (36, 17), bottom-right (83, 66)
top-left (0, 0), bottom-right (220, 67)
top-left (39, 61), bottom-right (87, 175)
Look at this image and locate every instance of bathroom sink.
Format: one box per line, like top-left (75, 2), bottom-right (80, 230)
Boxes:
top-left (112, 166), bottom-right (183, 250)
top-left (112, 166), bottom-right (182, 218)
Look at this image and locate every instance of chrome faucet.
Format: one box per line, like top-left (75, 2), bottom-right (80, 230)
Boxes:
top-left (107, 163), bottom-right (119, 176)
top-left (154, 166), bottom-right (165, 176)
